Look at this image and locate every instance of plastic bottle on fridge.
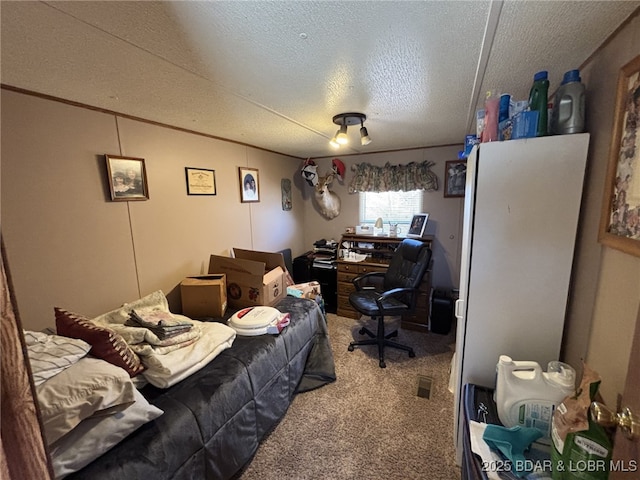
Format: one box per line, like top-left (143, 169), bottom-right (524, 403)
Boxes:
top-left (482, 90), bottom-right (500, 142)
top-left (498, 93), bottom-right (511, 141)
top-left (550, 69), bottom-right (586, 135)
top-left (528, 71), bottom-right (549, 137)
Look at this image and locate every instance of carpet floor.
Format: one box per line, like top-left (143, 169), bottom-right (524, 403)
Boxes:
top-left (237, 313), bottom-right (462, 480)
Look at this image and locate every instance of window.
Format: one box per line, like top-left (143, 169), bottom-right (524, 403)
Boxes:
top-left (359, 190), bottom-right (423, 227)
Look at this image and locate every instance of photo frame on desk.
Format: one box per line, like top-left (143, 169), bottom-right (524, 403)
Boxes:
top-left (407, 213), bottom-right (429, 238)
top-left (598, 54), bottom-right (640, 257)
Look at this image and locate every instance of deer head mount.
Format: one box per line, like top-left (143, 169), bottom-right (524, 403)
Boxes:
top-left (314, 172), bottom-right (341, 219)
top-left (301, 158), bottom-right (344, 219)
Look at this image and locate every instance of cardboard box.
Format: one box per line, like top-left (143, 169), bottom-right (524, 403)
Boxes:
top-left (208, 248), bottom-right (287, 308)
top-left (180, 274), bottom-right (228, 318)
top-left (287, 281), bottom-right (321, 299)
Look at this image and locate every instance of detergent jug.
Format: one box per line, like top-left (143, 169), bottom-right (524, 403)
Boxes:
top-left (495, 355), bottom-right (575, 442)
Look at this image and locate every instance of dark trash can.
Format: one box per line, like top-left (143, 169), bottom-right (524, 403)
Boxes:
top-left (292, 252), bottom-right (313, 283)
top-left (431, 289), bottom-right (454, 335)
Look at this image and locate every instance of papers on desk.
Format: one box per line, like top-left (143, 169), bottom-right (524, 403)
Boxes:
top-left (342, 252), bottom-right (368, 262)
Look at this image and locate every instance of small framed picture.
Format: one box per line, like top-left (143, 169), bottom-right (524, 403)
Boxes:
top-left (239, 167), bottom-right (260, 203)
top-left (185, 167), bottom-right (216, 195)
top-left (407, 213), bottom-right (429, 238)
top-left (281, 178), bottom-right (292, 210)
top-left (105, 154), bottom-right (149, 201)
top-left (444, 160), bottom-right (467, 198)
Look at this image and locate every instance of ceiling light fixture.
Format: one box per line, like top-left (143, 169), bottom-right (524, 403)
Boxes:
top-left (360, 118), bottom-right (372, 146)
top-left (330, 113), bottom-right (371, 148)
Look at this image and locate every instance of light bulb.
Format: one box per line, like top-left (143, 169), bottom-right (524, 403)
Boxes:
top-left (360, 126), bottom-right (372, 145)
top-left (336, 124), bottom-right (348, 145)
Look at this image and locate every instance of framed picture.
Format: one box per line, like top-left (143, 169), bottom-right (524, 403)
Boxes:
top-left (444, 160), bottom-right (467, 198)
top-left (185, 167), bottom-right (216, 195)
top-left (598, 54), bottom-right (640, 257)
top-left (281, 178), bottom-right (292, 210)
top-left (239, 167), bottom-right (260, 203)
top-left (105, 155), bottom-right (149, 201)
top-left (407, 213), bottom-right (429, 238)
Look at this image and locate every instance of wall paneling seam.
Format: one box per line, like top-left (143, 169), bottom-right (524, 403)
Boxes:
top-left (114, 115), bottom-right (142, 297)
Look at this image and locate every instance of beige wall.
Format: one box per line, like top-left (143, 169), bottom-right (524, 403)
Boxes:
top-left (1, 90), bottom-right (306, 331)
top-left (1, 89), bottom-right (463, 332)
top-left (1, 12), bottom-right (638, 406)
top-left (577, 15), bottom-right (640, 405)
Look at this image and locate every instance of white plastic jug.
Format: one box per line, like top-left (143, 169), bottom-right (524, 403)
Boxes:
top-left (495, 355), bottom-right (575, 442)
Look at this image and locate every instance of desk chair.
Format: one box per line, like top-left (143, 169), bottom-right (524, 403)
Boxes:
top-left (347, 239), bottom-right (432, 368)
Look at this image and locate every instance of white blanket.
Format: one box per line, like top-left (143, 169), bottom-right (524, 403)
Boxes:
top-left (91, 290), bottom-right (236, 388)
top-left (140, 320), bottom-right (235, 388)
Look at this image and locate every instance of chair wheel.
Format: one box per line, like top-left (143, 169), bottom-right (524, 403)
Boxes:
top-left (408, 351), bottom-right (416, 358)
top-left (348, 344), bottom-right (355, 352)
top-left (358, 327), bottom-right (367, 335)
top-left (379, 360), bottom-right (386, 368)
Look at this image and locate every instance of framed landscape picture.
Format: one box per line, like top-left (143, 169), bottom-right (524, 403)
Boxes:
top-left (105, 155), bottom-right (149, 201)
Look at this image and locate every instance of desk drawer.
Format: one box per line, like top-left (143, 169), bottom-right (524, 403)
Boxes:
top-left (337, 295), bottom-right (359, 318)
top-left (338, 271), bottom-right (359, 284)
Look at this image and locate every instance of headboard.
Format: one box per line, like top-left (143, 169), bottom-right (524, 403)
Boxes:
top-left (1, 238), bottom-right (53, 479)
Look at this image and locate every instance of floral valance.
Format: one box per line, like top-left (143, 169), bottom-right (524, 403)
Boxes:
top-left (348, 161), bottom-right (438, 193)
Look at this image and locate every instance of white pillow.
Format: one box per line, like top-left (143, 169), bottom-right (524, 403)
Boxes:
top-left (36, 357), bottom-right (136, 444)
top-left (49, 388), bottom-right (163, 479)
top-left (24, 330), bottom-right (91, 386)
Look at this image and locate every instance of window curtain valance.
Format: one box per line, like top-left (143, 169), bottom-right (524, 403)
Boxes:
top-left (348, 161), bottom-right (438, 193)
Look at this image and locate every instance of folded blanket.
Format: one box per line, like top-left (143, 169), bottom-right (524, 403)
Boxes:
top-left (129, 336), bottom-right (200, 356)
top-left (126, 308), bottom-right (193, 340)
top-left (90, 290), bottom-right (236, 388)
top-left (140, 320), bottom-right (236, 388)
top-left (104, 318), bottom-right (201, 347)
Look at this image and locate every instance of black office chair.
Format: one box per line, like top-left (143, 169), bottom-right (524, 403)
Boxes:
top-left (347, 239), bottom-right (432, 368)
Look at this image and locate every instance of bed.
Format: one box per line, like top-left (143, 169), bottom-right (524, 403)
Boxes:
top-left (30, 294), bottom-right (335, 480)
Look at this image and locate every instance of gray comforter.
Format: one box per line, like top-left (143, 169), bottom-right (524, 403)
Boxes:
top-left (67, 296), bottom-right (336, 479)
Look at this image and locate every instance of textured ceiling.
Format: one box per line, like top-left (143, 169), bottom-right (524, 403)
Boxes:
top-left (2, 1), bottom-right (638, 159)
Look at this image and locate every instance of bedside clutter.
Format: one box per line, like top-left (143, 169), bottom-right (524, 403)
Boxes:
top-left (292, 241), bottom-right (338, 314)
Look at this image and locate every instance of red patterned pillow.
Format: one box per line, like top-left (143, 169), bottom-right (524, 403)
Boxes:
top-left (55, 308), bottom-right (144, 377)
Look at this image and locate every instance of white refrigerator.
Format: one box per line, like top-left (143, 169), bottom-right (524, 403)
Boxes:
top-left (451, 133), bottom-right (590, 461)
